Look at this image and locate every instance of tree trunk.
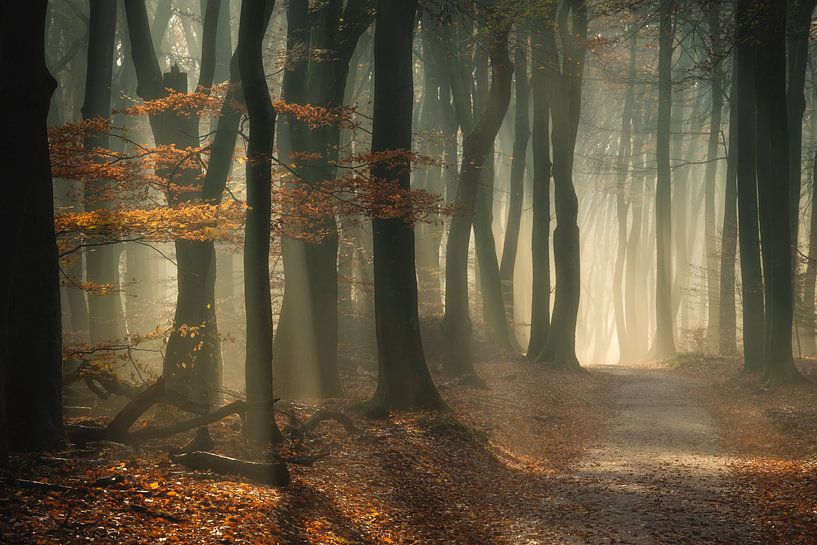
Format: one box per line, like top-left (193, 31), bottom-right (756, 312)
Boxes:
top-left (369, 0), bottom-right (445, 410)
top-left (802, 149), bottom-right (817, 355)
top-left (753, 0), bottom-right (802, 385)
top-left (624, 103), bottom-right (651, 360)
top-left (704, 2), bottom-right (724, 353)
top-left (719, 59), bottom-right (739, 356)
top-left (500, 24), bottom-right (530, 327)
top-left (471, 46), bottom-right (511, 350)
top-left (535, 0), bottom-right (587, 370)
top-left (1, 0), bottom-right (66, 458)
top-left (84, 0), bottom-right (125, 346)
top-left (650, 0), bottom-right (676, 360)
top-left (238, 0), bottom-right (280, 441)
top-left (274, 0), bottom-right (372, 399)
top-left (786, 0), bottom-right (817, 282)
top-left (735, 1), bottom-right (765, 372)
top-left (415, 13), bottom-right (447, 316)
top-left (526, 16), bottom-right (556, 360)
top-left (443, 18), bottom-right (513, 376)
top-left (613, 30), bottom-right (635, 363)
top-left (124, 0), bottom-right (225, 405)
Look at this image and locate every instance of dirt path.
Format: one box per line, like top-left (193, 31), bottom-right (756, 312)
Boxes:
top-left (526, 365), bottom-right (765, 544)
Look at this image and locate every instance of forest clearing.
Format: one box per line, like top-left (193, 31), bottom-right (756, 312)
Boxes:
top-left (3, 0), bottom-right (817, 542)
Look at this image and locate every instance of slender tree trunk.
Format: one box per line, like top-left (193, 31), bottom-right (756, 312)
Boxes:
top-left (704, 2), bottom-right (724, 352)
top-left (719, 60), bottom-right (739, 356)
top-left (787, 0), bottom-right (817, 270)
top-left (735, 0), bottom-right (765, 372)
top-left (787, 0), bottom-right (817, 348)
top-left (369, 0), bottom-right (444, 410)
top-left (625, 103), bottom-right (650, 360)
top-left (650, 0), bottom-right (677, 360)
top-left (415, 13), bottom-right (447, 316)
top-left (443, 19), bottom-right (513, 376)
top-left (238, 0), bottom-right (280, 441)
top-left (526, 16), bottom-right (556, 360)
top-left (471, 47), bottom-right (511, 350)
top-left (614, 30), bottom-right (635, 363)
top-left (84, 0), bottom-right (125, 345)
top-left (213, 0), bottom-right (231, 83)
top-left (500, 24), bottom-right (530, 325)
top-left (802, 149), bottom-right (817, 355)
top-left (536, 0), bottom-right (587, 370)
top-left (753, 0), bottom-right (802, 385)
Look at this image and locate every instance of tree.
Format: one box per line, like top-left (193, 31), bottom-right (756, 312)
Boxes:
top-left (649, 0), bottom-right (676, 360)
top-left (368, 0), bottom-right (445, 411)
top-left (718, 58), bottom-right (739, 357)
top-left (703, 1), bottom-right (724, 352)
top-left (443, 9), bottom-right (513, 376)
top-left (274, 0), bottom-right (374, 399)
top-left (786, 0), bottom-right (817, 269)
top-left (613, 28), bottom-right (636, 363)
top-left (526, 9), bottom-right (557, 360)
top-left (734, 0), bottom-right (764, 372)
top-left (83, 0), bottom-right (125, 346)
top-left (124, 0), bottom-right (225, 404)
top-left (533, 0), bottom-right (587, 370)
top-left (1, 0), bottom-right (66, 461)
top-left (499, 24), bottom-right (530, 326)
top-left (238, 0), bottom-right (280, 441)
top-left (752, 0), bottom-right (802, 385)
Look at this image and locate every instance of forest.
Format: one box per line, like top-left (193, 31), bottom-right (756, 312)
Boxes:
top-left (1, 0), bottom-right (817, 543)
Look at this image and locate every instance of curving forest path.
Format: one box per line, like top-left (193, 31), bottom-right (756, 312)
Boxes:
top-left (528, 365), bottom-right (764, 544)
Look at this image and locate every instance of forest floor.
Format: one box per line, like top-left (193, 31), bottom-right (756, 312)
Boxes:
top-left (1, 357), bottom-right (816, 544)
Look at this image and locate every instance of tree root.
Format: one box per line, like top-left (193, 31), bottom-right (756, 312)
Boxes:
top-left (67, 377), bottom-right (276, 446)
top-left (169, 451), bottom-right (290, 487)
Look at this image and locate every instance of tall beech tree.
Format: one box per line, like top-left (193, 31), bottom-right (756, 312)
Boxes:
top-left (499, 24), bottom-right (530, 322)
top-left (735, 0), bottom-right (765, 373)
top-left (526, 10), bottom-right (557, 360)
top-left (719, 59), bottom-right (739, 357)
top-left (415, 10), bottom-right (453, 316)
top-left (238, 0), bottom-right (280, 440)
top-left (703, 2), bottom-right (723, 352)
top-left (1, 0), bottom-right (66, 460)
top-left (443, 8), bottom-right (513, 377)
top-left (650, 0), bottom-right (676, 360)
top-left (613, 29), bottom-right (636, 363)
top-left (787, 0), bottom-right (817, 266)
top-left (471, 44), bottom-right (512, 351)
top-left (752, 0), bottom-right (802, 385)
top-left (369, 0), bottom-right (444, 410)
top-left (274, 0), bottom-right (374, 400)
top-left (83, 0), bottom-right (126, 346)
top-left (533, 0), bottom-right (587, 370)
top-left (123, 0), bottom-right (225, 404)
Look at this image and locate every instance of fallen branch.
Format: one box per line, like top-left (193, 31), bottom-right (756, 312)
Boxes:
top-left (2, 478), bottom-right (77, 494)
top-left (128, 399), bottom-right (276, 444)
top-left (66, 377), bottom-right (231, 446)
top-left (170, 451), bottom-right (290, 487)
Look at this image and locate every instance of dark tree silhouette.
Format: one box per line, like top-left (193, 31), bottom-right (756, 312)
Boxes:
top-left (0, 0), bottom-right (66, 461)
top-left (368, 0), bottom-right (444, 411)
